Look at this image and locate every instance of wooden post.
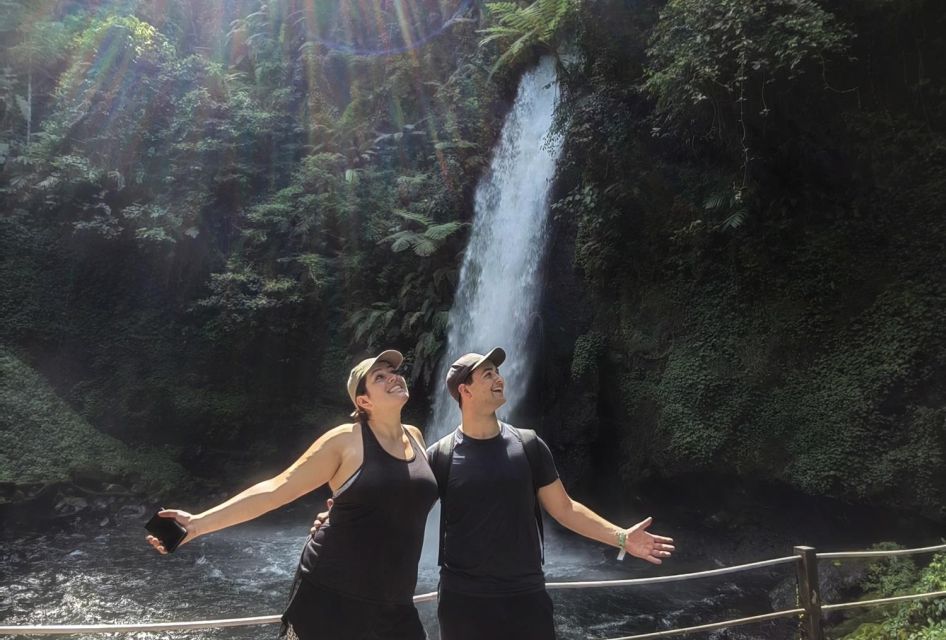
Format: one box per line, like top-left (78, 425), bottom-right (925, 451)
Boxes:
top-left (795, 546), bottom-right (824, 640)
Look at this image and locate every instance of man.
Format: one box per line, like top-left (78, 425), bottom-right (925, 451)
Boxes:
top-left (429, 347), bottom-right (674, 640)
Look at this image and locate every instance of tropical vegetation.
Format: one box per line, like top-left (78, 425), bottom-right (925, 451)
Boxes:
top-left (0, 0), bottom-right (943, 554)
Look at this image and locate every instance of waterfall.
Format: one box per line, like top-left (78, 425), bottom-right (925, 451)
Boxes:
top-left (428, 56), bottom-right (563, 440)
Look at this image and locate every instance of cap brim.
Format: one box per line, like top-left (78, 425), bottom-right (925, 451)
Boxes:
top-left (472, 347), bottom-right (505, 372)
top-left (372, 349), bottom-right (404, 371)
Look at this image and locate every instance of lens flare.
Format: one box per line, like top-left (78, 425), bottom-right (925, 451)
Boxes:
top-left (300, 0), bottom-right (474, 57)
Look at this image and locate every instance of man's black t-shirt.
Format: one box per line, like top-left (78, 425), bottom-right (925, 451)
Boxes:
top-left (429, 423), bottom-right (559, 596)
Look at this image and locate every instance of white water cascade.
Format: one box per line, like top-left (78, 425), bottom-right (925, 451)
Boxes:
top-left (428, 56), bottom-right (564, 440)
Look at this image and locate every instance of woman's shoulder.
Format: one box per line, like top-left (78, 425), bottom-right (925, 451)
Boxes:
top-left (315, 422), bottom-right (362, 448)
top-left (403, 424), bottom-right (427, 448)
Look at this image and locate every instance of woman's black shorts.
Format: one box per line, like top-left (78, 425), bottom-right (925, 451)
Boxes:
top-left (282, 579), bottom-right (427, 640)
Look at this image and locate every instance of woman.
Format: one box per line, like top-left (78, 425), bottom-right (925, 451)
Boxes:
top-left (146, 350), bottom-right (439, 639)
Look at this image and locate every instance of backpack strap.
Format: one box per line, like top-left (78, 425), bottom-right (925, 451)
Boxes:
top-left (506, 424), bottom-right (546, 564)
top-left (429, 429), bottom-right (458, 566)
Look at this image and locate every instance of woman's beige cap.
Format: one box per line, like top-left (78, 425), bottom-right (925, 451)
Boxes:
top-left (347, 349), bottom-right (404, 417)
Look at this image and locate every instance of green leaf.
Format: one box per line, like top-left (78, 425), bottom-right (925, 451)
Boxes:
top-left (392, 209), bottom-right (433, 227)
top-left (424, 221), bottom-right (466, 241)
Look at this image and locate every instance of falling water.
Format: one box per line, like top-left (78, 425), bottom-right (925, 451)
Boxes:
top-left (428, 56), bottom-right (563, 439)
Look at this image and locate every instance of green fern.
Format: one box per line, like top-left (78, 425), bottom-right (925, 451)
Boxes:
top-left (385, 230), bottom-right (438, 256)
top-left (703, 187), bottom-right (749, 231)
top-left (381, 211), bottom-right (468, 257)
top-left (479, 0), bottom-right (578, 75)
top-left (391, 208), bottom-right (433, 227)
top-left (425, 222), bottom-right (466, 241)
top-left (346, 303), bottom-right (397, 345)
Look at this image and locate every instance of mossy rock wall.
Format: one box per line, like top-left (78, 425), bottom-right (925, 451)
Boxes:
top-left (0, 347), bottom-right (184, 499)
top-left (536, 0), bottom-right (946, 521)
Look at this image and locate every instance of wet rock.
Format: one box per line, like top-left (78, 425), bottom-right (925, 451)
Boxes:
top-left (54, 497), bottom-right (88, 517)
top-left (768, 576), bottom-right (796, 612)
top-left (103, 483), bottom-right (130, 494)
top-left (118, 504), bottom-right (146, 519)
top-left (70, 467), bottom-right (118, 490)
top-left (769, 560), bottom-right (869, 613)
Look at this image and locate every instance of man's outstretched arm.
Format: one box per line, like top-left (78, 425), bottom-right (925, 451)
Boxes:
top-left (537, 479), bottom-right (675, 564)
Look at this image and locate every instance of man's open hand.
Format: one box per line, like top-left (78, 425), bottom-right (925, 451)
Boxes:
top-left (623, 517), bottom-right (675, 565)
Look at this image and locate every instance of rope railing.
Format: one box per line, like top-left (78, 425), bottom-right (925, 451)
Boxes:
top-left (607, 609), bottom-right (806, 640)
top-left (545, 555), bottom-right (799, 590)
top-left (817, 542), bottom-right (946, 560)
top-left (821, 590), bottom-right (946, 613)
top-left (0, 617), bottom-right (283, 636)
top-left (2, 543), bottom-right (944, 639)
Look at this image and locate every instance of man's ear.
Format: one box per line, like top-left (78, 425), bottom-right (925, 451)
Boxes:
top-left (458, 383), bottom-right (472, 400)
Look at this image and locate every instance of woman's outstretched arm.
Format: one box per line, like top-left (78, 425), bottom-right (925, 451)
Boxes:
top-left (148, 424), bottom-right (352, 553)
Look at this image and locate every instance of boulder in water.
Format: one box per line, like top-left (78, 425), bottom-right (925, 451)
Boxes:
top-left (118, 504), bottom-right (147, 519)
top-left (54, 496), bottom-right (88, 516)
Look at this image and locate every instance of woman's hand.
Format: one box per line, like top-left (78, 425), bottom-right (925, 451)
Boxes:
top-left (145, 509), bottom-right (199, 555)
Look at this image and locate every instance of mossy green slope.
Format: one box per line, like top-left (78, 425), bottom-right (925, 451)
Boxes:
top-left (0, 347), bottom-right (183, 495)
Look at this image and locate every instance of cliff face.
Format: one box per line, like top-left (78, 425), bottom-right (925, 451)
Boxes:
top-left (532, 0), bottom-right (946, 521)
top-left (1, 0), bottom-right (944, 522)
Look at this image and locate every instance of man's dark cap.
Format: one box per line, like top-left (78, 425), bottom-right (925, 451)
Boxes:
top-left (445, 347), bottom-right (506, 402)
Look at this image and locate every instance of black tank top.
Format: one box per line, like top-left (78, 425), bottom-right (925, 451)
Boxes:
top-left (298, 421), bottom-right (438, 604)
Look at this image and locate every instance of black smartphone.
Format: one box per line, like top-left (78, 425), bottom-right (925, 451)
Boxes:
top-left (145, 511), bottom-right (188, 553)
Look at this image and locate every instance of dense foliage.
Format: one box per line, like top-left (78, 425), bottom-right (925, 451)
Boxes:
top-left (539, 0), bottom-right (945, 522)
top-left (833, 547), bottom-right (946, 639)
top-left (1, 0), bottom-right (944, 552)
top-left (0, 0), bottom-right (505, 484)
